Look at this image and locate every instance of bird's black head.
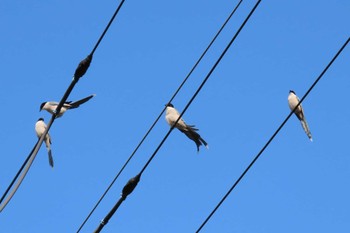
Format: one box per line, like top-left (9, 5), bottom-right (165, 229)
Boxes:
top-left (289, 90), bottom-right (295, 94)
top-left (38, 117), bottom-right (44, 122)
top-left (40, 102), bottom-right (46, 111)
top-left (165, 103), bottom-right (174, 108)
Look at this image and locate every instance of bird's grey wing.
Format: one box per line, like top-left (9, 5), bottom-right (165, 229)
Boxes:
top-left (174, 108), bottom-right (189, 128)
top-left (294, 96), bottom-right (312, 141)
top-left (298, 106), bottom-right (312, 141)
top-left (294, 102), bottom-right (305, 122)
top-left (177, 118), bottom-right (188, 129)
top-left (48, 133), bottom-right (52, 144)
top-left (62, 103), bottom-right (72, 108)
top-left (47, 102), bottom-right (59, 106)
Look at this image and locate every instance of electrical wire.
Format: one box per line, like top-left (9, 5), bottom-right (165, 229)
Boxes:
top-left (0, 140), bottom-right (38, 205)
top-left (195, 37), bottom-right (350, 233)
top-left (0, 0), bottom-right (126, 212)
top-left (92, 0), bottom-right (126, 55)
top-left (92, 1), bottom-right (261, 232)
top-left (76, 1), bottom-right (244, 232)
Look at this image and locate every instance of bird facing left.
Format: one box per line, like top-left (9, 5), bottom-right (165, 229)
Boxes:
top-left (288, 90), bottom-right (313, 141)
top-left (165, 103), bottom-right (208, 152)
top-left (40, 94), bottom-right (95, 118)
top-left (35, 118), bottom-right (54, 168)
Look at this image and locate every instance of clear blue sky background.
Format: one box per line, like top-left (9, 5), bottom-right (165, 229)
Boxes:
top-left (1, 0), bottom-right (349, 232)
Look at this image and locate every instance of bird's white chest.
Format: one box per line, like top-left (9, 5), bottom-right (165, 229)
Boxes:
top-left (288, 94), bottom-right (299, 110)
top-left (166, 108), bottom-right (179, 125)
top-left (35, 123), bottom-right (45, 137)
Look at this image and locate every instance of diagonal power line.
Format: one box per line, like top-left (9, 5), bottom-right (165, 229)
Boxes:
top-left (0, 140), bottom-right (39, 205)
top-left (76, 1), bottom-right (244, 232)
top-left (0, 0), bottom-right (126, 212)
top-left (195, 37), bottom-right (350, 233)
top-left (92, 1), bottom-right (262, 232)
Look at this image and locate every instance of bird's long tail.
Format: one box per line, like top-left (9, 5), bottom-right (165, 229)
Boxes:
top-left (181, 125), bottom-right (208, 152)
top-left (45, 137), bottom-right (54, 168)
top-left (69, 94), bottom-right (95, 109)
top-left (300, 119), bottom-right (312, 141)
top-left (47, 149), bottom-right (54, 168)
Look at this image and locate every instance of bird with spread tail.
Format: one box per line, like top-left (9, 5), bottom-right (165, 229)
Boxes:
top-left (165, 103), bottom-right (208, 151)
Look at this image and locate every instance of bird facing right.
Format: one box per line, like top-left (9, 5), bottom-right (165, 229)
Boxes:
top-left (288, 90), bottom-right (313, 141)
top-left (35, 118), bottom-right (54, 167)
top-left (165, 103), bottom-right (208, 152)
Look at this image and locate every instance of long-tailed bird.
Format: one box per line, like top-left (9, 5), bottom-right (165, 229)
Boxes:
top-left (165, 103), bottom-right (208, 151)
top-left (35, 118), bottom-right (54, 167)
top-left (288, 90), bottom-right (312, 141)
top-left (40, 94), bottom-right (95, 117)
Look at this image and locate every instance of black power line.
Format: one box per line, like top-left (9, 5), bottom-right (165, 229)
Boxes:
top-left (0, 0), bottom-right (126, 212)
top-left (92, 1), bottom-right (262, 232)
top-left (195, 37), bottom-right (350, 233)
top-left (92, 0), bottom-right (126, 55)
top-left (76, 1), bottom-right (244, 231)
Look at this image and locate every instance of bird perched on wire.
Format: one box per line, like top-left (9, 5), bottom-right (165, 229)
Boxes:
top-left (288, 90), bottom-right (313, 141)
top-left (40, 94), bottom-right (95, 118)
top-left (35, 118), bottom-right (54, 167)
top-left (165, 103), bottom-right (208, 152)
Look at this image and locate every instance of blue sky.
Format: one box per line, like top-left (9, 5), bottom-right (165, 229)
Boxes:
top-left (1, 0), bottom-right (349, 232)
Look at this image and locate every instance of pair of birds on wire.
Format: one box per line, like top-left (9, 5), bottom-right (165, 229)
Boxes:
top-left (35, 94), bottom-right (96, 168)
top-left (35, 90), bottom-right (312, 168)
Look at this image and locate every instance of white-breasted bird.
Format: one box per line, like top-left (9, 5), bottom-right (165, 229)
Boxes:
top-left (40, 94), bottom-right (95, 117)
top-left (288, 90), bottom-right (312, 141)
top-left (35, 118), bottom-right (54, 167)
top-left (165, 103), bottom-right (208, 152)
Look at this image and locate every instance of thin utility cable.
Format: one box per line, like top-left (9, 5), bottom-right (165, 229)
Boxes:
top-left (91, 0), bottom-right (126, 55)
top-left (195, 37), bottom-right (350, 233)
top-left (0, 0), bottom-right (126, 212)
top-left (141, 0), bottom-right (260, 176)
top-left (77, 1), bottom-right (244, 231)
top-left (93, 1), bottom-right (261, 232)
top-left (0, 140), bottom-right (38, 205)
